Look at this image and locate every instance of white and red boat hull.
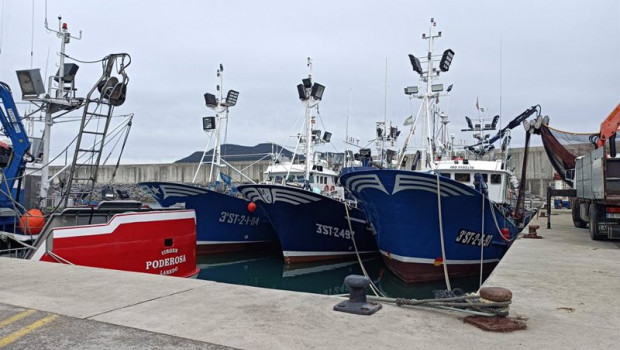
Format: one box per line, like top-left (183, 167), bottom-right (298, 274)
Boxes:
top-left (31, 210), bottom-right (200, 278)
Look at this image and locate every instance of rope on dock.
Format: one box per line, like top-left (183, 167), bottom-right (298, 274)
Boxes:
top-left (364, 294), bottom-right (510, 317)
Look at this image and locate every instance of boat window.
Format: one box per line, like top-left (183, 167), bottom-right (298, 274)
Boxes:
top-left (491, 174), bottom-right (502, 184)
top-left (455, 173), bottom-right (470, 182)
top-left (287, 175), bottom-right (295, 182)
top-left (481, 174), bottom-right (488, 182)
top-left (309, 174), bottom-right (315, 182)
top-left (439, 172), bottom-right (451, 179)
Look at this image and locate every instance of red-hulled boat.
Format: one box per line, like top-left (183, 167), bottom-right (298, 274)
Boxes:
top-left (25, 202), bottom-right (199, 278)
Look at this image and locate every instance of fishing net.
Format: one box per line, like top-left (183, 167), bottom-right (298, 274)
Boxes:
top-left (539, 124), bottom-right (597, 186)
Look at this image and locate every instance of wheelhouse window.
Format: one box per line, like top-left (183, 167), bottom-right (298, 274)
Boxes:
top-left (491, 174), bottom-right (502, 184)
top-left (439, 172), bottom-right (451, 179)
top-left (455, 173), bottom-right (470, 182)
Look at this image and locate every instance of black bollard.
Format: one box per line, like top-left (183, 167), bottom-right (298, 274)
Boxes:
top-left (333, 275), bottom-right (382, 316)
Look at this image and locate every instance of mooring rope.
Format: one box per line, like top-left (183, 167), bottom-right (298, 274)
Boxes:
top-left (479, 191), bottom-right (485, 288)
top-left (363, 294), bottom-right (510, 317)
top-left (435, 172), bottom-right (451, 291)
top-left (343, 201), bottom-right (383, 297)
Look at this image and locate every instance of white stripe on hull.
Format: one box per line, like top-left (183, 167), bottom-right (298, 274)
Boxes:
top-left (380, 250), bottom-right (500, 265)
top-left (284, 250), bottom-right (377, 257)
top-left (197, 240), bottom-right (273, 245)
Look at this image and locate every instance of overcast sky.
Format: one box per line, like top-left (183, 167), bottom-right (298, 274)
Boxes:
top-left (0, 0), bottom-right (618, 164)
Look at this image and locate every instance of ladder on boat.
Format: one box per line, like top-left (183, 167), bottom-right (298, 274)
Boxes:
top-left (63, 54), bottom-right (130, 207)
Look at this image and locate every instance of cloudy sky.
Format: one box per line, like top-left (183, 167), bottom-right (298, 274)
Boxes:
top-left (0, 0), bottom-right (618, 164)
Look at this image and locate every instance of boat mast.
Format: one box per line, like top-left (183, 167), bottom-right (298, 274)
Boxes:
top-left (204, 64), bottom-right (239, 186)
top-left (399, 18), bottom-right (454, 170)
top-left (422, 19), bottom-right (439, 170)
top-left (39, 16), bottom-right (82, 206)
top-left (304, 57), bottom-right (313, 182)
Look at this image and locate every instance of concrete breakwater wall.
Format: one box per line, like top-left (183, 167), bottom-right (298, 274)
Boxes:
top-left (49, 146), bottom-right (557, 197)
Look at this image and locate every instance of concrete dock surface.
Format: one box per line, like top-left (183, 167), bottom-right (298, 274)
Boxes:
top-left (0, 209), bottom-right (618, 349)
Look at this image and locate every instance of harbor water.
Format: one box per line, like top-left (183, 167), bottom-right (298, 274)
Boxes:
top-left (196, 251), bottom-right (489, 299)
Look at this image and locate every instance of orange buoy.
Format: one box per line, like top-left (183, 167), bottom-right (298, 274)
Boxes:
top-left (247, 202), bottom-right (257, 213)
top-left (18, 209), bottom-right (45, 235)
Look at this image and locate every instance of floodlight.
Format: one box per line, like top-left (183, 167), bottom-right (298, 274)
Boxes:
top-left (225, 90), bottom-right (239, 107)
top-left (322, 131), bottom-right (332, 142)
top-left (297, 84), bottom-right (306, 100)
top-left (401, 155), bottom-right (408, 168)
top-left (204, 93), bottom-right (218, 107)
top-left (439, 49), bottom-right (455, 72)
top-left (310, 83), bottom-right (325, 100)
top-left (465, 116), bottom-right (473, 129)
top-left (16, 69), bottom-right (46, 97)
top-left (312, 129), bottom-right (322, 140)
top-left (446, 84), bottom-right (453, 92)
top-left (390, 127), bottom-right (400, 139)
top-left (302, 78), bottom-right (312, 89)
top-left (404, 86), bottom-right (419, 95)
top-left (408, 54), bottom-right (423, 75)
top-left (431, 84), bottom-right (443, 92)
top-left (203, 116), bottom-right (216, 130)
top-left (359, 148), bottom-right (371, 158)
top-left (491, 115), bottom-right (500, 129)
top-left (53, 63), bottom-right (79, 83)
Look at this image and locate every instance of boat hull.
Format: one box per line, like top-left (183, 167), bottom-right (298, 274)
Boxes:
top-left (341, 169), bottom-right (528, 283)
top-left (31, 209), bottom-right (200, 278)
top-left (238, 184), bottom-right (378, 264)
top-left (138, 182), bottom-right (277, 254)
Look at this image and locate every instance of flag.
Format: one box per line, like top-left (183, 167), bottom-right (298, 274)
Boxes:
top-left (476, 97), bottom-right (479, 111)
top-left (403, 115), bottom-right (414, 126)
top-left (220, 172), bottom-right (232, 186)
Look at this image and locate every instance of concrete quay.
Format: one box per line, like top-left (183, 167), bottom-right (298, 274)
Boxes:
top-left (0, 209), bottom-right (618, 349)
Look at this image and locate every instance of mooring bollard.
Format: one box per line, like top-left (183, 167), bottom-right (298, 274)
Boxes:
top-left (333, 275), bottom-right (382, 315)
top-left (522, 224), bottom-right (542, 239)
top-left (464, 286), bottom-right (527, 332)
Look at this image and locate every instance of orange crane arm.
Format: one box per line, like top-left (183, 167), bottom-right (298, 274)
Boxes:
top-left (598, 103), bottom-right (620, 148)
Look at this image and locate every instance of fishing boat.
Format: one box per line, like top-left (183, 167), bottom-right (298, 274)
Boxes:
top-left (138, 64), bottom-right (276, 255)
top-left (340, 19), bottom-right (536, 283)
top-left (238, 58), bottom-right (378, 264)
top-left (0, 17), bottom-right (199, 278)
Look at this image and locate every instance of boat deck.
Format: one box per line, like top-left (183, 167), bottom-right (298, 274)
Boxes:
top-left (0, 209), bottom-right (618, 349)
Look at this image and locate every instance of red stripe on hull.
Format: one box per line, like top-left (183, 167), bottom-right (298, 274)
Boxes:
top-left (40, 214), bottom-right (199, 278)
top-left (196, 241), bottom-right (279, 255)
top-left (284, 252), bottom-right (377, 264)
top-left (384, 257), bottom-right (498, 283)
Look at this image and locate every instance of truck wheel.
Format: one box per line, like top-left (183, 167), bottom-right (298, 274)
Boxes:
top-left (589, 204), bottom-right (603, 241)
top-left (572, 200), bottom-right (587, 228)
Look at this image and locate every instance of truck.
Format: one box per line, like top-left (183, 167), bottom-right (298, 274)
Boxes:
top-left (571, 104), bottom-right (620, 240)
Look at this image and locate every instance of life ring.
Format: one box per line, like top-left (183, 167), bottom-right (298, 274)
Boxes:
top-left (324, 185), bottom-right (329, 192)
top-left (330, 185), bottom-right (335, 191)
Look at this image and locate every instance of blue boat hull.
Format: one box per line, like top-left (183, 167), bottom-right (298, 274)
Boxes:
top-left (238, 184), bottom-right (378, 264)
top-left (340, 169), bottom-right (528, 283)
top-left (138, 182), bottom-right (277, 255)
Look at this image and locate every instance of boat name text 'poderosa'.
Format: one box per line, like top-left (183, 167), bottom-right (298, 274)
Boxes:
top-left (219, 211), bottom-right (261, 226)
top-left (315, 223), bottom-right (354, 240)
top-left (145, 255), bottom-right (187, 270)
